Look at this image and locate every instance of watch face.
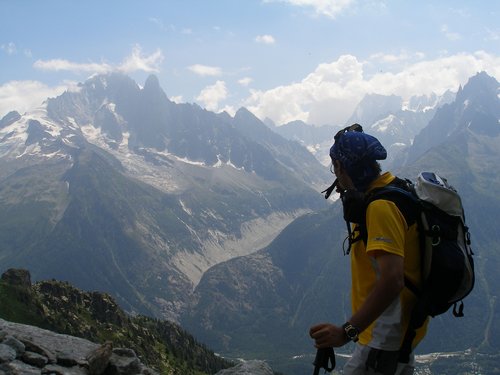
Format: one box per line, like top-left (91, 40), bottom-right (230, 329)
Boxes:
top-left (346, 327), bottom-right (357, 338)
top-left (343, 323), bottom-right (359, 342)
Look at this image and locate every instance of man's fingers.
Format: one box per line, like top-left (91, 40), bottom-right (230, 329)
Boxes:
top-left (309, 323), bottom-right (326, 337)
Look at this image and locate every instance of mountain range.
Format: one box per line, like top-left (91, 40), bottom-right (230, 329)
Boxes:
top-left (271, 89), bottom-right (456, 168)
top-left (0, 72), bottom-right (329, 322)
top-left (0, 70), bottom-right (499, 374)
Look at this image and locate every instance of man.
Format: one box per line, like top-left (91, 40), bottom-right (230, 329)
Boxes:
top-left (309, 125), bottom-right (428, 375)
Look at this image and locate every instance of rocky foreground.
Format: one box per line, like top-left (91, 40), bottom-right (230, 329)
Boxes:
top-left (0, 318), bottom-right (157, 374)
top-left (0, 318), bottom-right (276, 375)
top-left (0, 269), bottom-right (279, 375)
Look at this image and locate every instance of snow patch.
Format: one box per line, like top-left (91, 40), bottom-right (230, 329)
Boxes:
top-left (179, 200), bottom-right (192, 215)
top-left (81, 123), bottom-right (103, 142)
top-left (226, 159), bottom-right (244, 170)
top-left (66, 117), bottom-right (80, 130)
top-left (153, 149), bottom-right (206, 166)
top-left (213, 154), bottom-right (223, 168)
top-left (120, 131), bottom-right (130, 148)
top-left (175, 155), bottom-right (205, 166)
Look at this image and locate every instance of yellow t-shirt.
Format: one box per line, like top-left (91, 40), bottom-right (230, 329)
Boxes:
top-left (350, 172), bottom-right (428, 350)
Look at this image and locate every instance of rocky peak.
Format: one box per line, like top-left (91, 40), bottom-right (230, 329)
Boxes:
top-left (143, 74), bottom-right (161, 92)
top-left (458, 71), bottom-right (499, 99)
top-left (0, 111), bottom-right (21, 129)
top-left (1, 269), bottom-right (31, 289)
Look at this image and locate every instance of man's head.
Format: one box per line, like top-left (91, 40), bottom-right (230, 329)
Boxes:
top-left (329, 125), bottom-right (387, 191)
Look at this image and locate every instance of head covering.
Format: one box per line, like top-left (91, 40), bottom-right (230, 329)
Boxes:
top-left (329, 131), bottom-right (387, 191)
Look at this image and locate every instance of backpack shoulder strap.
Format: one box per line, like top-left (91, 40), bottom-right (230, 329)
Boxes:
top-left (364, 178), bottom-right (424, 298)
top-left (359, 178), bottom-right (420, 248)
top-left (367, 178), bottom-right (419, 228)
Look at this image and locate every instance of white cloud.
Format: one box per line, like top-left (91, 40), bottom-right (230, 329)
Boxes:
top-left (1, 42), bottom-right (17, 55)
top-left (195, 80), bottom-right (228, 111)
top-left (118, 45), bottom-right (163, 73)
top-left (441, 24), bottom-right (461, 41)
top-left (34, 59), bottom-right (113, 74)
top-left (238, 77), bottom-right (253, 86)
top-left (188, 64), bottom-right (222, 77)
top-left (264, 0), bottom-right (354, 18)
top-left (244, 55), bottom-right (365, 125)
top-left (219, 105), bottom-right (237, 117)
top-left (485, 27), bottom-right (500, 41)
top-left (0, 80), bottom-right (71, 118)
top-left (33, 45), bottom-right (163, 74)
top-left (255, 35), bottom-right (276, 44)
top-left (170, 95), bottom-right (184, 103)
top-left (369, 50), bottom-right (425, 64)
top-left (244, 52), bottom-right (500, 126)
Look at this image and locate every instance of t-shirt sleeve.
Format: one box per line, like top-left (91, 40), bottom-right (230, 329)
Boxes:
top-left (365, 199), bottom-right (407, 257)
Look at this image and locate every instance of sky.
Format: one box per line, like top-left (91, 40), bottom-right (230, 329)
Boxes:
top-left (1, 0), bottom-right (499, 126)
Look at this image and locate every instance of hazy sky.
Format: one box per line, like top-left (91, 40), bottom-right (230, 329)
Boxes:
top-left (1, 0), bottom-right (499, 126)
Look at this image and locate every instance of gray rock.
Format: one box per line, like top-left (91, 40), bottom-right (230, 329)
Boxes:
top-left (42, 364), bottom-right (89, 375)
top-left (0, 319), bottom-right (97, 363)
top-left (22, 340), bottom-right (56, 364)
top-left (86, 341), bottom-right (112, 375)
top-left (140, 367), bottom-right (158, 375)
top-left (2, 336), bottom-right (25, 357)
top-left (112, 348), bottom-right (136, 358)
top-left (214, 360), bottom-right (274, 375)
top-left (0, 319), bottom-right (157, 375)
top-left (0, 344), bottom-right (16, 363)
top-left (1, 269), bottom-right (31, 288)
top-left (22, 351), bottom-right (49, 368)
top-left (56, 351), bottom-right (81, 367)
top-left (108, 353), bottom-right (141, 375)
top-left (0, 359), bottom-right (41, 374)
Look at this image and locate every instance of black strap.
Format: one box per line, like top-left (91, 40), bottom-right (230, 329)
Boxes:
top-left (321, 179), bottom-right (337, 199)
top-left (313, 347), bottom-right (336, 375)
top-left (453, 301), bottom-right (465, 317)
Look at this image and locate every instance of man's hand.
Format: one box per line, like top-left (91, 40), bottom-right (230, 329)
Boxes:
top-left (309, 323), bottom-right (349, 348)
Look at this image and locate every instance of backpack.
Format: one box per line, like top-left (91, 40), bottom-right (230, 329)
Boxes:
top-left (355, 172), bottom-right (475, 362)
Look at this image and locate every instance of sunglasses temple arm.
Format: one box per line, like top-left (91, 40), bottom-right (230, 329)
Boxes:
top-left (321, 179), bottom-right (337, 199)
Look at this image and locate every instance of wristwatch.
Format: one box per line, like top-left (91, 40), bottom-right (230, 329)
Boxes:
top-left (342, 322), bottom-right (360, 342)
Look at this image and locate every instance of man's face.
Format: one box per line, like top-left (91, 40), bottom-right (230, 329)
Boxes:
top-left (332, 159), bottom-right (355, 191)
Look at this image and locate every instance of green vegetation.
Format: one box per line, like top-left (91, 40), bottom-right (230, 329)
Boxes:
top-left (0, 274), bottom-right (232, 375)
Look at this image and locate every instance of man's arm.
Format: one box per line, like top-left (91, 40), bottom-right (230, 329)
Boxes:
top-left (348, 251), bottom-right (404, 332)
top-left (309, 251), bottom-right (404, 348)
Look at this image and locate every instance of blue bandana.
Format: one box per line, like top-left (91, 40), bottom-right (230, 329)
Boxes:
top-left (329, 132), bottom-right (387, 191)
